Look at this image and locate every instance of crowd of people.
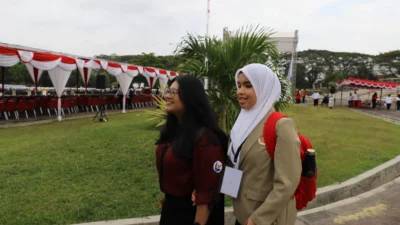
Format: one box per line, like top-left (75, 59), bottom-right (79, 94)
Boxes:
top-left (349, 91), bottom-right (400, 111)
top-left (385, 94), bottom-right (400, 111)
top-left (295, 89), bottom-right (400, 112)
top-left (295, 89), bottom-right (335, 108)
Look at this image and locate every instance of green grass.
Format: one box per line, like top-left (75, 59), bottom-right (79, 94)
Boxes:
top-left (0, 112), bottom-right (162, 225)
top-left (284, 105), bottom-right (400, 187)
top-left (0, 105), bottom-right (399, 225)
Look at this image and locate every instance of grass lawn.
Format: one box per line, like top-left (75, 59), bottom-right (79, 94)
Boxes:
top-left (0, 105), bottom-right (399, 225)
top-left (285, 105), bottom-right (400, 187)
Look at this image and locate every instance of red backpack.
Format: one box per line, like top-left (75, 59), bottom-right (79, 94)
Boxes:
top-left (263, 112), bottom-right (317, 210)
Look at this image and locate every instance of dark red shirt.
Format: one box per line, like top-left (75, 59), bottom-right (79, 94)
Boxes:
top-left (155, 130), bottom-right (224, 205)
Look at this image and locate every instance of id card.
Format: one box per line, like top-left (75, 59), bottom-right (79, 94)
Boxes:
top-left (220, 166), bottom-right (243, 198)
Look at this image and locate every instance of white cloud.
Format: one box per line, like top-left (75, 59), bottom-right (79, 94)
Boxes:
top-left (0, 0), bottom-right (398, 57)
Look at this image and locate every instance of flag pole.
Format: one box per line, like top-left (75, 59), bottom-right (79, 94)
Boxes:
top-left (287, 51), bottom-right (294, 82)
top-left (204, 0), bottom-right (210, 89)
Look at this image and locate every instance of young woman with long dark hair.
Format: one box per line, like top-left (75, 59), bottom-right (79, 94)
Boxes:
top-left (155, 75), bottom-right (229, 225)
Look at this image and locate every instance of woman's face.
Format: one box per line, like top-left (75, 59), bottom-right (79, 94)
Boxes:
top-left (236, 73), bottom-right (257, 110)
top-left (164, 81), bottom-right (184, 117)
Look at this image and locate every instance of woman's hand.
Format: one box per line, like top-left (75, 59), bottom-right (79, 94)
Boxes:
top-left (191, 190), bottom-right (197, 206)
top-left (244, 218), bottom-right (256, 225)
top-left (157, 198), bottom-right (164, 209)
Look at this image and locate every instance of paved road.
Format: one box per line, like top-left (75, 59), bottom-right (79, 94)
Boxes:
top-left (357, 108), bottom-right (400, 124)
top-left (296, 177), bottom-right (400, 225)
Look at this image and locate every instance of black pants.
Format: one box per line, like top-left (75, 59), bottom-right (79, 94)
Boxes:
top-left (160, 194), bottom-right (224, 225)
top-left (296, 99), bottom-right (301, 104)
top-left (302, 97), bottom-right (306, 103)
top-left (348, 101), bottom-right (352, 108)
top-left (372, 99), bottom-right (377, 108)
top-left (314, 99), bottom-right (318, 106)
top-left (397, 101), bottom-right (400, 110)
top-left (387, 104), bottom-right (391, 110)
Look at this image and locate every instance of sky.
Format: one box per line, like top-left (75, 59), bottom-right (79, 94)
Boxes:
top-left (0, 0), bottom-right (398, 57)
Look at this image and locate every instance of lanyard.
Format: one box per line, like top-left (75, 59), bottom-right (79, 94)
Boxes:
top-left (231, 140), bottom-right (246, 163)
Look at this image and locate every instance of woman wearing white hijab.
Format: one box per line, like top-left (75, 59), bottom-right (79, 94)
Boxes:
top-left (228, 63), bottom-right (301, 225)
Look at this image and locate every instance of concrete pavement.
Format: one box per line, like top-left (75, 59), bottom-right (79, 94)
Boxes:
top-left (296, 176), bottom-right (400, 225)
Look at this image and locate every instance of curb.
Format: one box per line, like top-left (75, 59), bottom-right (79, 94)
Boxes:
top-left (301, 155), bottom-right (400, 210)
top-left (72, 155), bottom-right (400, 225)
top-left (0, 108), bottom-right (149, 129)
top-left (347, 108), bottom-right (400, 126)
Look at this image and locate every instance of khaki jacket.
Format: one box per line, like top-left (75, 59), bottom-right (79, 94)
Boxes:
top-left (232, 109), bottom-right (301, 225)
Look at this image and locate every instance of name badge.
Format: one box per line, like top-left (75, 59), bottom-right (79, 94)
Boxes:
top-left (220, 166), bottom-right (243, 198)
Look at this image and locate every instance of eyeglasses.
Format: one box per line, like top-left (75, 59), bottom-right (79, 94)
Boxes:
top-left (164, 88), bottom-right (179, 97)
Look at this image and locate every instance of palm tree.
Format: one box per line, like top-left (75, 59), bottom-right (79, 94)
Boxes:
top-left (176, 25), bottom-right (293, 133)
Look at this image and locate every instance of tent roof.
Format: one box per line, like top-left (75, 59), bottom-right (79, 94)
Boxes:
top-left (0, 42), bottom-right (91, 60)
top-left (336, 78), bottom-right (400, 90)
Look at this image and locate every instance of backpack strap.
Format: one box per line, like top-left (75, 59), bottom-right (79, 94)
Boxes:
top-left (297, 133), bottom-right (313, 161)
top-left (264, 112), bottom-right (287, 160)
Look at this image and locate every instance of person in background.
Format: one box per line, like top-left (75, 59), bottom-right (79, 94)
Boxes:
top-left (372, 92), bottom-right (378, 109)
top-left (396, 94), bottom-right (400, 112)
top-left (328, 93), bottom-right (335, 109)
top-left (155, 75), bottom-right (227, 225)
top-left (353, 91), bottom-right (359, 108)
top-left (295, 90), bottom-right (301, 104)
top-left (302, 89), bottom-right (307, 103)
top-left (348, 93), bottom-right (353, 108)
top-left (321, 94), bottom-right (329, 107)
top-left (385, 94), bottom-right (393, 110)
top-left (312, 91), bottom-right (320, 106)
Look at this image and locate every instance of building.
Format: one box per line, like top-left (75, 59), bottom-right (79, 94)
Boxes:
top-left (222, 28), bottom-right (299, 85)
top-left (270, 31), bottom-right (299, 54)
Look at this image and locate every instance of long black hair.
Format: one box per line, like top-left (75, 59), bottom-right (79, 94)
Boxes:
top-left (156, 75), bottom-right (229, 162)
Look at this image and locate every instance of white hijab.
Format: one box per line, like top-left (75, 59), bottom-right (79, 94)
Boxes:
top-left (228, 63), bottom-right (281, 168)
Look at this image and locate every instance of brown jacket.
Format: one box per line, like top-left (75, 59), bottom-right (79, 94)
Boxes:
top-left (232, 109), bottom-right (301, 225)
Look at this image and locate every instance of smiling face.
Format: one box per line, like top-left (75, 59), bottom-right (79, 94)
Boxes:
top-left (236, 73), bottom-right (257, 110)
top-left (164, 81), bottom-right (184, 118)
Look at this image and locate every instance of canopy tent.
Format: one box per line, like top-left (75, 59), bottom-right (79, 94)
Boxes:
top-left (336, 78), bottom-right (400, 107)
top-left (156, 69), bottom-right (169, 92)
top-left (0, 44), bottom-right (182, 119)
top-left (336, 78), bottom-right (400, 90)
top-left (143, 67), bottom-right (158, 88)
top-left (0, 46), bottom-right (80, 121)
top-left (168, 71), bottom-right (177, 80)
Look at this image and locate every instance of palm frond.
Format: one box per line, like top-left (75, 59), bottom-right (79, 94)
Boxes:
top-left (176, 25), bottom-right (293, 132)
top-left (143, 96), bottom-right (167, 128)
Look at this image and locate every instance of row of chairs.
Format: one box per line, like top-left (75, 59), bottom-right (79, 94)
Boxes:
top-left (361, 99), bottom-right (384, 108)
top-left (0, 97), bottom-right (78, 120)
top-left (0, 95), bottom-right (155, 121)
top-left (130, 95), bottom-right (154, 108)
top-left (78, 96), bottom-right (118, 112)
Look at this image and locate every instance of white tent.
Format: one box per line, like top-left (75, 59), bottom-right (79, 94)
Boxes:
top-left (0, 43), bottom-right (183, 120)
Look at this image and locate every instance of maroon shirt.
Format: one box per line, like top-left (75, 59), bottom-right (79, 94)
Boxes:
top-left (155, 130), bottom-right (224, 205)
